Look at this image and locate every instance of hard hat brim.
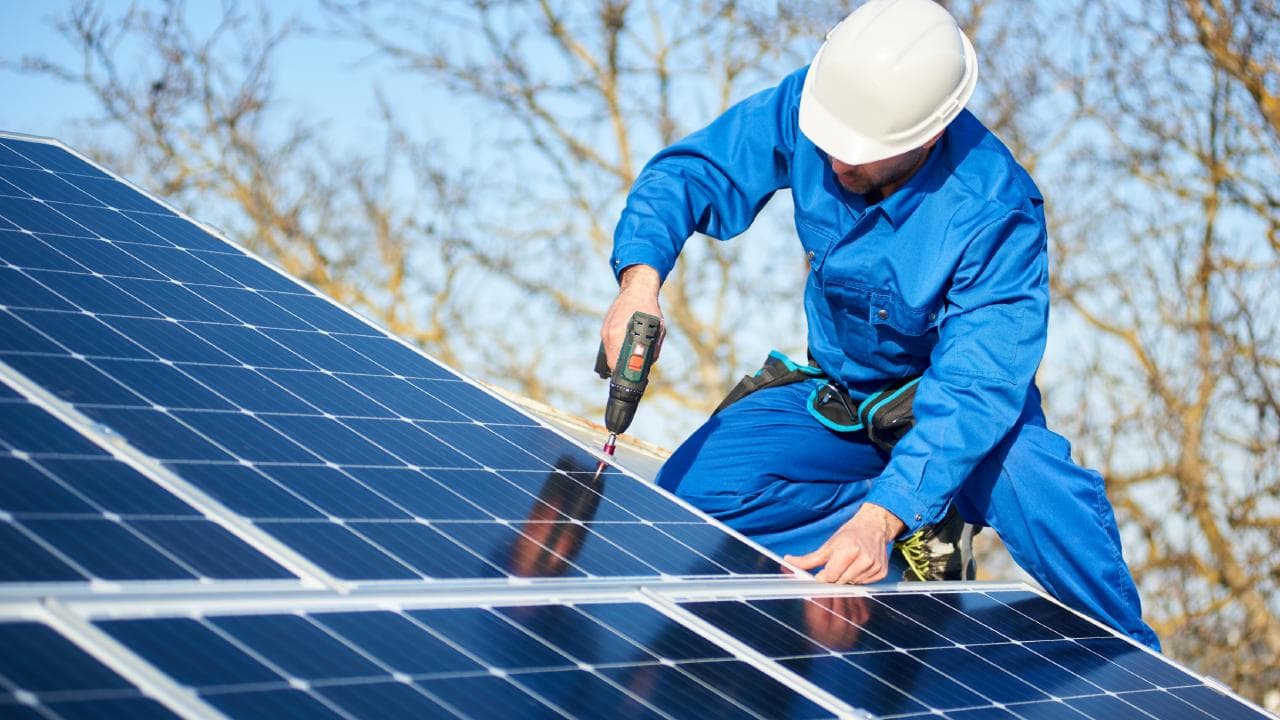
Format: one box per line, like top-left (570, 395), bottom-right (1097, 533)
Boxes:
top-left (798, 31), bottom-right (978, 166)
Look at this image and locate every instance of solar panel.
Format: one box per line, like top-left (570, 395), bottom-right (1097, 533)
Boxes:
top-left (0, 134), bottom-right (778, 584)
top-left (671, 589), bottom-right (1273, 719)
top-left (2, 586), bottom-right (1266, 720)
top-left (0, 131), bottom-right (1271, 720)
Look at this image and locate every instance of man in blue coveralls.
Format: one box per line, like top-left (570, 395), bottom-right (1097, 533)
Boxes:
top-left (599, 0), bottom-right (1160, 649)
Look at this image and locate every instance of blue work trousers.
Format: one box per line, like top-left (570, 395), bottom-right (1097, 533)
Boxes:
top-left (657, 382), bottom-right (1160, 651)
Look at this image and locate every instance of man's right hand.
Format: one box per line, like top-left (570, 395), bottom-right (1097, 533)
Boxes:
top-left (601, 264), bottom-right (664, 371)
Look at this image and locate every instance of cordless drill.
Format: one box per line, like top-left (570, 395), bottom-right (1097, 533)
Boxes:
top-left (594, 312), bottom-right (663, 456)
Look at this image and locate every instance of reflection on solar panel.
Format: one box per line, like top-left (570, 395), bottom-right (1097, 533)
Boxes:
top-left (0, 131), bottom-right (1270, 720)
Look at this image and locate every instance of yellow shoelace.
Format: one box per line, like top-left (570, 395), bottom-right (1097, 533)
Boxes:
top-left (895, 530), bottom-right (931, 582)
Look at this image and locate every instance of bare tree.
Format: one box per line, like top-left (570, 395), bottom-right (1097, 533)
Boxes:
top-left (1045, 0), bottom-right (1279, 702)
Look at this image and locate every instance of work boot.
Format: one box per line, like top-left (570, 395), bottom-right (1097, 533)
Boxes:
top-left (894, 505), bottom-right (980, 581)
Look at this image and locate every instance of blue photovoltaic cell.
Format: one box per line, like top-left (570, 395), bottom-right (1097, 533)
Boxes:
top-left (908, 647), bottom-right (1048, 704)
top-left (44, 698), bottom-right (184, 720)
top-left (0, 139), bottom-right (108, 177)
top-left (435, 521), bottom-right (588, 578)
top-left (0, 230), bottom-right (83, 272)
top-left (417, 676), bottom-right (564, 720)
top-left (684, 601), bottom-right (833, 658)
top-left (312, 612), bottom-right (483, 675)
top-left (0, 140), bottom-right (779, 583)
top-left (210, 614), bottom-right (388, 680)
top-left (9, 309), bottom-right (151, 359)
top-left (122, 212), bottom-right (230, 251)
top-left (346, 522), bottom-right (507, 579)
top-left (97, 618), bottom-right (283, 687)
top-left (983, 590), bottom-right (1109, 639)
top-left (2, 354), bottom-right (150, 406)
top-left (258, 522), bottom-right (420, 580)
top-left (47, 204), bottom-right (167, 245)
top-left (1169, 686), bottom-right (1273, 720)
top-left (873, 592), bottom-right (1008, 645)
top-left (0, 523), bottom-right (83, 582)
top-left (0, 197), bottom-right (91, 236)
top-left (202, 689), bottom-right (345, 720)
top-left (0, 379), bottom-right (291, 582)
top-left (39, 236), bottom-right (163, 278)
top-left (0, 167), bottom-right (100, 205)
top-left (316, 682), bottom-right (456, 719)
top-left (0, 141), bottom-right (41, 169)
top-left (0, 622), bottom-right (130, 692)
top-left (98, 601), bottom-right (836, 720)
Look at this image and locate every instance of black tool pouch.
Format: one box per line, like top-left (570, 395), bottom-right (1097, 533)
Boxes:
top-left (713, 350), bottom-right (824, 415)
top-left (806, 374), bottom-right (921, 453)
top-left (856, 376), bottom-right (921, 453)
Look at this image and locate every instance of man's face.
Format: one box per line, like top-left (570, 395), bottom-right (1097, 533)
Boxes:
top-left (829, 145), bottom-right (930, 197)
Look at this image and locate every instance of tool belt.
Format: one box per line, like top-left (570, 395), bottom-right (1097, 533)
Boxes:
top-left (714, 350), bottom-right (920, 454)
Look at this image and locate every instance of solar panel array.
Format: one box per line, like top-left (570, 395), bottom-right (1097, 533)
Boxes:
top-left (0, 131), bottom-right (1270, 720)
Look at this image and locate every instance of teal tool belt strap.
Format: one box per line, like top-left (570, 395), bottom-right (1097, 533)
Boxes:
top-left (712, 350), bottom-right (824, 415)
top-left (716, 350), bottom-right (921, 454)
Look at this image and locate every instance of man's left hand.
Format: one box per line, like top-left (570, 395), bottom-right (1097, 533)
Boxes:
top-left (784, 503), bottom-right (907, 584)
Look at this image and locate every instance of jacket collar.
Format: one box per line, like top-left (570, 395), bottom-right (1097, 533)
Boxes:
top-left (873, 130), bottom-right (949, 228)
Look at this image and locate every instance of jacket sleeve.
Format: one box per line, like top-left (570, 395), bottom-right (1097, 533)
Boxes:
top-left (610, 68), bottom-right (806, 281)
top-left (863, 207), bottom-right (1050, 532)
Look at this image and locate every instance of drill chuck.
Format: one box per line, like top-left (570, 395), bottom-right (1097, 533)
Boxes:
top-left (603, 384), bottom-right (643, 435)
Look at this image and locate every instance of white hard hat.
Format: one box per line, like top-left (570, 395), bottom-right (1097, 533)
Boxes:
top-left (798, 0), bottom-right (978, 165)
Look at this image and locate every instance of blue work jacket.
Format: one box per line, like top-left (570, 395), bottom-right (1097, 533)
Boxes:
top-left (610, 66), bottom-right (1050, 533)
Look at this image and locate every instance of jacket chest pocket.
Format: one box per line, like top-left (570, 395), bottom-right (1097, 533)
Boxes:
top-left (869, 291), bottom-right (938, 369)
top-left (825, 283), bottom-right (939, 376)
top-left (796, 215), bottom-right (838, 275)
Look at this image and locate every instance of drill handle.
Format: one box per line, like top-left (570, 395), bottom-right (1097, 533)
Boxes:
top-left (611, 312), bottom-right (662, 387)
top-left (594, 342), bottom-right (611, 380)
top-left (596, 312), bottom-right (663, 380)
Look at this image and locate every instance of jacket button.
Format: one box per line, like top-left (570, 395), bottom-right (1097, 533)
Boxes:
top-left (806, 250), bottom-right (815, 261)
top-left (928, 312), bottom-right (937, 321)
top-left (876, 308), bottom-right (888, 320)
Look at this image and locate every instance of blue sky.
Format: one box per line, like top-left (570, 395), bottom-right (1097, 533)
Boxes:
top-left (0, 1), bottom-right (471, 157)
